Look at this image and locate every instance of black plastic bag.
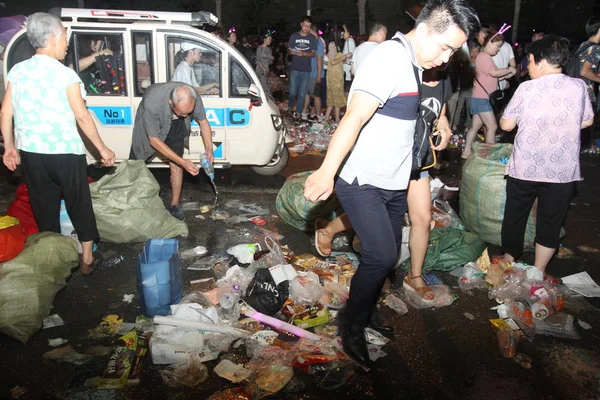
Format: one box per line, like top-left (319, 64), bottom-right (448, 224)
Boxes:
top-left (245, 269), bottom-right (289, 316)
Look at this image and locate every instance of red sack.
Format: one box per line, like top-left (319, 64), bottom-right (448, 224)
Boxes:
top-left (0, 224), bottom-right (27, 262)
top-left (7, 184), bottom-right (39, 236)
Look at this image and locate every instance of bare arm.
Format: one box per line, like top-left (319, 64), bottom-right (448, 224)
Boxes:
top-left (66, 83), bottom-right (115, 166)
top-left (316, 55), bottom-right (323, 82)
top-left (488, 67), bottom-right (516, 79)
top-left (499, 116), bottom-right (517, 131)
top-left (304, 92), bottom-right (381, 201)
top-left (580, 61), bottom-right (600, 84)
top-left (582, 118), bottom-right (594, 129)
top-left (78, 49), bottom-right (113, 72)
top-left (0, 83), bottom-right (19, 171)
top-left (198, 118), bottom-right (214, 164)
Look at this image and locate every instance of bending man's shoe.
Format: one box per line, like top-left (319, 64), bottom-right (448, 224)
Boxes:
top-left (368, 306), bottom-right (394, 334)
top-left (338, 309), bottom-right (370, 365)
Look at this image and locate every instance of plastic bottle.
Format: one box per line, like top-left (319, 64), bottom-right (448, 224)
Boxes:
top-left (99, 255), bottom-right (125, 269)
top-left (218, 285), bottom-right (242, 310)
top-left (531, 300), bottom-right (550, 320)
top-left (201, 153), bottom-right (215, 180)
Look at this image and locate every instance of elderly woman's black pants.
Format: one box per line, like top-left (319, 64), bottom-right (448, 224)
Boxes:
top-left (20, 151), bottom-right (99, 243)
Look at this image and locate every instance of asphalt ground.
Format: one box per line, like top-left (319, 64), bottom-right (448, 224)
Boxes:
top-left (0, 148), bottom-right (599, 400)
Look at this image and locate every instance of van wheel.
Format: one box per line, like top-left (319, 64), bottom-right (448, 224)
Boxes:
top-left (251, 146), bottom-right (289, 176)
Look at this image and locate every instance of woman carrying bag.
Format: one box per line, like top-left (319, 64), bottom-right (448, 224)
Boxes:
top-left (462, 29), bottom-right (516, 159)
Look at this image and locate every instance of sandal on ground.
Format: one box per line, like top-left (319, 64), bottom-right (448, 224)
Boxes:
top-left (403, 274), bottom-right (435, 304)
top-left (314, 218), bottom-right (332, 257)
top-left (80, 254), bottom-right (103, 276)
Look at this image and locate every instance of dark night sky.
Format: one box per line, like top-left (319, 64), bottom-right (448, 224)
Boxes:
top-left (2, 0), bottom-right (596, 42)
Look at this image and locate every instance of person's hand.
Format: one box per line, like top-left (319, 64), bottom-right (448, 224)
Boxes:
top-left (209, 87), bottom-right (220, 95)
top-left (432, 125), bottom-right (452, 151)
top-left (204, 151), bottom-right (214, 164)
top-left (2, 146), bottom-right (20, 171)
top-left (181, 159), bottom-right (200, 176)
top-left (316, 76), bottom-right (322, 83)
top-left (99, 147), bottom-right (116, 167)
top-left (304, 169), bottom-right (334, 202)
top-left (98, 49), bottom-right (113, 57)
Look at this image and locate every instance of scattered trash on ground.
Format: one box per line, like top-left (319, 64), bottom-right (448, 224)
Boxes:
top-left (48, 338), bottom-right (68, 347)
top-left (42, 314), bottom-right (65, 329)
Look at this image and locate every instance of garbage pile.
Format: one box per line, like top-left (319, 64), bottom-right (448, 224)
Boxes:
top-left (283, 117), bottom-right (338, 154)
top-left (46, 216), bottom-right (462, 396)
top-left (450, 251), bottom-right (596, 367)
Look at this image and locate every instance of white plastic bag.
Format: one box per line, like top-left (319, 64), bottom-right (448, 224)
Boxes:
top-left (289, 272), bottom-right (323, 305)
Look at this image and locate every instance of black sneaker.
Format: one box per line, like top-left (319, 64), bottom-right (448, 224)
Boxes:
top-left (169, 205), bottom-right (185, 221)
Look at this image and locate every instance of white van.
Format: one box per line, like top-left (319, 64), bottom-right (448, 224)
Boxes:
top-left (3, 8), bottom-right (288, 175)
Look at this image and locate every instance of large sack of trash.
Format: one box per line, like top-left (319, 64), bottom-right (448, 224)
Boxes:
top-left (460, 143), bottom-right (536, 248)
top-left (276, 171), bottom-right (343, 231)
top-left (0, 232), bottom-right (79, 343)
top-left (90, 161), bottom-right (189, 243)
top-left (402, 227), bottom-right (486, 272)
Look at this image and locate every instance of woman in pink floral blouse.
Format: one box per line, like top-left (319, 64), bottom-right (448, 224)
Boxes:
top-left (499, 35), bottom-right (594, 280)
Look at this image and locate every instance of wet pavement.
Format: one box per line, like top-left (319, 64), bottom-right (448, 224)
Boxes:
top-left (0, 148), bottom-right (599, 400)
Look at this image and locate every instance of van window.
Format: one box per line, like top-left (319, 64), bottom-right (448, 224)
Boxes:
top-left (230, 56), bottom-right (253, 97)
top-left (74, 33), bottom-right (127, 96)
top-left (132, 32), bottom-right (154, 96)
top-left (166, 37), bottom-right (221, 96)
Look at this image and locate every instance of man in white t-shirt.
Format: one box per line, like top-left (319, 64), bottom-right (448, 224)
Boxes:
top-left (304, 0), bottom-right (479, 365)
top-left (492, 41), bottom-right (516, 90)
top-left (351, 22), bottom-right (387, 75)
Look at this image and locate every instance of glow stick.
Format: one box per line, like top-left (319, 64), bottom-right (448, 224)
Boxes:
top-left (243, 308), bottom-right (322, 341)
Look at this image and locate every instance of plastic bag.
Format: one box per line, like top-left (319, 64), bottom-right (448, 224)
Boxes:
top-left (245, 237), bottom-right (287, 276)
top-left (159, 354), bottom-right (208, 387)
top-left (0, 233), bottom-right (79, 342)
top-left (320, 281), bottom-right (349, 309)
top-left (383, 294), bottom-right (408, 315)
top-left (289, 271), bottom-right (323, 306)
top-left (7, 184), bottom-right (39, 236)
top-left (245, 268), bottom-right (289, 316)
top-left (89, 161), bottom-right (188, 243)
top-left (0, 224), bottom-right (27, 263)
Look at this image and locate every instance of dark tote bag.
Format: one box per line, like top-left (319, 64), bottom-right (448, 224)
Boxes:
top-left (474, 76), bottom-right (513, 113)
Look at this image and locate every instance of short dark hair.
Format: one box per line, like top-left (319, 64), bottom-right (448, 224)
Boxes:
top-left (586, 17), bottom-right (600, 38)
top-left (368, 22), bottom-right (386, 36)
top-left (482, 30), bottom-right (504, 47)
top-left (301, 16), bottom-right (312, 24)
top-left (526, 34), bottom-right (570, 69)
top-left (416, 0), bottom-right (480, 38)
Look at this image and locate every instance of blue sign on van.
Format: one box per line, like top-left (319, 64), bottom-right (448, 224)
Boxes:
top-left (88, 106), bottom-right (132, 125)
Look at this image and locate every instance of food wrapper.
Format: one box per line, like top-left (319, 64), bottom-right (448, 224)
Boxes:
top-left (292, 304), bottom-right (330, 329)
top-left (97, 331), bottom-right (150, 389)
top-left (476, 248), bottom-right (491, 273)
top-left (291, 253), bottom-right (324, 271)
top-left (489, 318), bottom-right (526, 340)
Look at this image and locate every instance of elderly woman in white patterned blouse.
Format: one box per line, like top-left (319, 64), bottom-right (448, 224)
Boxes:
top-left (1, 12), bottom-right (115, 275)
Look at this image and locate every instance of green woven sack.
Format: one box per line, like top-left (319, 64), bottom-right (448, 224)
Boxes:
top-left (402, 227), bottom-right (486, 272)
top-left (0, 233), bottom-right (79, 343)
top-left (90, 160), bottom-right (189, 243)
top-left (460, 143), bottom-right (536, 248)
top-left (276, 171), bottom-right (343, 231)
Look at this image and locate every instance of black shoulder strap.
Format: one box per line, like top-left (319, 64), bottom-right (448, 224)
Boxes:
top-left (392, 37), bottom-right (421, 98)
top-left (575, 42), bottom-right (596, 57)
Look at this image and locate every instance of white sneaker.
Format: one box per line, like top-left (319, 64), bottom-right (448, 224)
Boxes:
top-left (301, 113), bottom-right (308, 120)
top-left (292, 112), bottom-right (300, 119)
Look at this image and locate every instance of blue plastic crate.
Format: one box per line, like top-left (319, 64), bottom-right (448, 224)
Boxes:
top-left (137, 238), bottom-right (182, 317)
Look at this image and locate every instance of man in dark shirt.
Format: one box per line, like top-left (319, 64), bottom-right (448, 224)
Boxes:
top-left (287, 15), bottom-right (317, 118)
